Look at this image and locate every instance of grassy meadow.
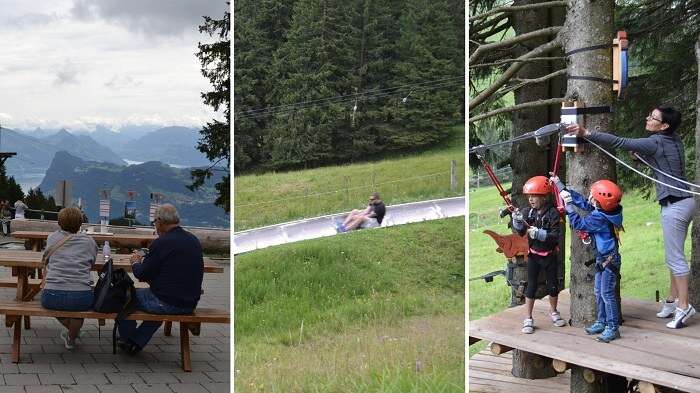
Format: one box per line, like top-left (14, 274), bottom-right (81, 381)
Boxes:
top-left (235, 217), bottom-right (465, 392)
top-left (234, 125), bottom-right (465, 231)
top-left (468, 184), bottom-right (688, 356)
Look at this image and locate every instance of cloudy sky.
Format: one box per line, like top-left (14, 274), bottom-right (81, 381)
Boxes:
top-left (0, 0), bottom-right (228, 131)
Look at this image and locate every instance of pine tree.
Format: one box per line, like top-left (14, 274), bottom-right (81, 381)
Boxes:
top-left (234, 0), bottom-right (296, 172)
top-left (0, 164), bottom-right (24, 205)
top-left (190, 5), bottom-right (231, 212)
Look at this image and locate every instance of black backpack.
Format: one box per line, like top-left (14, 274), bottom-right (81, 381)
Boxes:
top-left (92, 257), bottom-right (139, 353)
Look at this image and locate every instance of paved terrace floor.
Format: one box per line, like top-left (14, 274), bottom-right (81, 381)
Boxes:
top-left (0, 260), bottom-right (230, 393)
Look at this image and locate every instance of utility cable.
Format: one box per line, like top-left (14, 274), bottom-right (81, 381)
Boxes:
top-left (584, 137), bottom-right (700, 196)
top-left (237, 76), bottom-right (464, 115)
top-left (234, 171), bottom-right (452, 208)
top-left (236, 78), bottom-right (464, 119)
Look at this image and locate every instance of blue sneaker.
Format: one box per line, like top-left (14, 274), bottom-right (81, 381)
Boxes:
top-left (585, 321), bottom-right (605, 335)
top-left (335, 223), bottom-right (346, 233)
top-left (595, 327), bottom-right (620, 343)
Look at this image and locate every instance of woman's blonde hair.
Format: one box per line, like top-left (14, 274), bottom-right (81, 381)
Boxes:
top-left (58, 207), bottom-right (83, 233)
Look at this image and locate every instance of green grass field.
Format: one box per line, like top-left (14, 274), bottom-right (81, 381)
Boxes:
top-left (235, 217), bottom-right (465, 392)
top-left (468, 185), bottom-right (689, 357)
top-left (234, 125), bottom-right (465, 231)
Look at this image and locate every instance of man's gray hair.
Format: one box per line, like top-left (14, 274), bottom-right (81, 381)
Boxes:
top-left (155, 204), bottom-right (180, 225)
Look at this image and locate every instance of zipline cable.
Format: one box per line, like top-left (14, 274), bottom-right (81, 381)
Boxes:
top-left (584, 137), bottom-right (700, 196)
top-left (632, 152), bottom-right (700, 190)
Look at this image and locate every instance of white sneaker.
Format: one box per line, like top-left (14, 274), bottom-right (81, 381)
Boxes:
top-left (522, 318), bottom-right (534, 334)
top-left (550, 311), bottom-right (566, 327)
top-left (666, 305), bottom-right (697, 329)
top-left (60, 331), bottom-right (75, 350)
top-left (657, 299), bottom-right (677, 318)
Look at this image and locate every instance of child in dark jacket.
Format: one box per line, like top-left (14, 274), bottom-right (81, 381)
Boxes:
top-left (551, 176), bottom-right (624, 342)
top-left (511, 176), bottom-right (566, 334)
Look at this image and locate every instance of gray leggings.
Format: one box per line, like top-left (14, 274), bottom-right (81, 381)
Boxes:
top-left (661, 197), bottom-right (696, 277)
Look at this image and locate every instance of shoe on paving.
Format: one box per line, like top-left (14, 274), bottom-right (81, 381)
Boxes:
top-left (522, 318), bottom-right (534, 334)
top-left (585, 321), bottom-right (606, 335)
top-left (666, 305), bottom-right (697, 329)
top-left (60, 331), bottom-right (75, 350)
top-left (657, 299), bottom-right (677, 318)
top-left (595, 327), bottom-right (620, 343)
top-left (550, 311), bottom-right (566, 327)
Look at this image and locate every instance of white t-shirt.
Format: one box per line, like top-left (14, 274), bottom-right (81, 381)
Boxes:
top-left (14, 201), bottom-right (26, 219)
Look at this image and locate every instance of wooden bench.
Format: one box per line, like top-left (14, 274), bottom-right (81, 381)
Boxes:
top-left (0, 300), bottom-right (229, 371)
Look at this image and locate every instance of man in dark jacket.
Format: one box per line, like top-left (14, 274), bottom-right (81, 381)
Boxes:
top-left (117, 204), bottom-right (204, 354)
top-left (568, 105), bottom-right (697, 329)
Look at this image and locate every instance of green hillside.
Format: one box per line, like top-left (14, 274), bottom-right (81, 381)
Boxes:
top-left (468, 185), bottom-right (688, 356)
top-left (234, 125), bottom-right (465, 230)
top-left (235, 217), bottom-right (465, 392)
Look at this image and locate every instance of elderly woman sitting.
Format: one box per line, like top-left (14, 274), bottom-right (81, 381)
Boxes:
top-left (41, 207), bottom-right (97, 349)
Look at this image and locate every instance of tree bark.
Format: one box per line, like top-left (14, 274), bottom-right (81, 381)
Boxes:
top-left (690, 33), bottom-right (700, 307)
top-left (563, 1), bottom-right (626, 392)
top-left (509, 0), bottom-right (564, 380)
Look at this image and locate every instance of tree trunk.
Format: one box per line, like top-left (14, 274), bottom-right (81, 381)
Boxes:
top-left (563, 1), bottom-right (625, 392)
top-left (509, 0), bottom-right (564, 380)
top-left (690, 33), bottom-right (700, 308)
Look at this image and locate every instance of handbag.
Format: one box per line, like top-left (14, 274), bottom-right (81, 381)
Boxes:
top-left (92, 257), bottom-right (138, 354)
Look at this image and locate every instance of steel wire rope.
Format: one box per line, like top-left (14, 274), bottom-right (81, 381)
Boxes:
top-left (584, 137), bottom-right (700, 196)
top-left (236, 81), bottom-right (464, 120)
top-left (237, 76), bottom-right (464, 115)
top-left (236, 78), bottom-right (464, 118)
top-left (632, 152), bottom-right (700, 189)
top-left (234, 171), bottom-right (452, 208)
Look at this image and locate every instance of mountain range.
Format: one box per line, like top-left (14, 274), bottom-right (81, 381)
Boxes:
top-left (38, 151), bottom-right (228, 228)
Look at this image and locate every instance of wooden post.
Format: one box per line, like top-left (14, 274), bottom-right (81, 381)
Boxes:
top-left (552, 359), bottom-right (571, 373)
top-left (489, 342), bottom-right (513, 355)
top-left (164, 321), bottom-right (172, 336)
top-left (11, 316), bottom-right (21, 363)
top-left (450, 160), bottom-right (457, 191)
top-left (179, 322), bottom-right (191, 372)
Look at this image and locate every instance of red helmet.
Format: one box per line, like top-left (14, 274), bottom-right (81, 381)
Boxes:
top-left (590, 180), bottom-right (622, 211)
top-left (523, 176), bottom-right (551, 195)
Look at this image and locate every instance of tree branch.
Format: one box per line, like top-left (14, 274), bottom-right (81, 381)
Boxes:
top-left (470, 26), bottom-right (562, 64)
top-left (471, 13), bottom-right (509, 34)
top-left (471, 20), bottom-right (511, 43)
top-left (491, 69), bottom-right (567, 103)
top-left (469, 1), bottom-right (568, 22)
top-left (469, 98), bottom-right (568, 123)
top-left (470, 56), bottom-right (567, 69)
top-left (469, 36), bottom-right (562, 110)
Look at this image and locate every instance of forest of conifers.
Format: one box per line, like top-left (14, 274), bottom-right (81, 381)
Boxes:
top-left (234, 0), bottom-right (465, 173)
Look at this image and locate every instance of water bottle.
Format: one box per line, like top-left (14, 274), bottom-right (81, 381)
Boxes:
top-left (103, 241), bottom-right (111, 262)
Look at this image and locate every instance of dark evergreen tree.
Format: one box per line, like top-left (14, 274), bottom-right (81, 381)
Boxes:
top-left (234, 0), bottom-right (296, 173)
top-left (0, 164), bottom-right (24, 204)
top-left (190, 4), bottom-right (231, 212)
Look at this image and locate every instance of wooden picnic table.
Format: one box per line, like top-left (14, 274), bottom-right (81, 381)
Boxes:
top-left (0, 249), bottom-right (225, 329)
top-left (11, 231), bottom-right (157, 251)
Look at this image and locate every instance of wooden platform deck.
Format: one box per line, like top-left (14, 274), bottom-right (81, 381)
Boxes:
top-left (469, 350), bottom-right (570, 392)
top-left (469, 290), bottom-right (700, 393)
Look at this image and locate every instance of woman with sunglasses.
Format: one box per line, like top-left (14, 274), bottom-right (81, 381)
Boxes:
top-left (567, 105), bottom-right (696, 329)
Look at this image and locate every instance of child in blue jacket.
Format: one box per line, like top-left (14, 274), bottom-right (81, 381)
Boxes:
top-left (551, 176), bottom-right (624, 342)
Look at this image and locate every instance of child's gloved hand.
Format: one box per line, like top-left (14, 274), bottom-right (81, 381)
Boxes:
top-left (512, 208), bottom-right (523, 224)
top-left (549, 174), bottom-right (565, 190)
top-left (559, 190), bottom-right (572, 205)
top-left (527, 226), bottom-right (545, 241)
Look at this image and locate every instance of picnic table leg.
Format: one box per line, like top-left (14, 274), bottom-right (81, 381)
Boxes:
top-left (15, 268), bottom-right (31, 329)
top-left (164, 321), bottom-right (172, 336)
top-left (31, 239), bottom-right (40, 252)
top-left (179, 322), bottom-right (192, 372)
top-left (11, 316), bottom-right (21, 363)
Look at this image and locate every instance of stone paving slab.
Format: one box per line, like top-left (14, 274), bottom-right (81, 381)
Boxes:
top-left (0, 262), bottom-right (230, 393)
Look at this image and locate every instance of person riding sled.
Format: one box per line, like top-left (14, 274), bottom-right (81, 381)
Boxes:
top-left (511, 176), bottom-right (566, 334)
top-left (552, 176), bottom-right (624, 343)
